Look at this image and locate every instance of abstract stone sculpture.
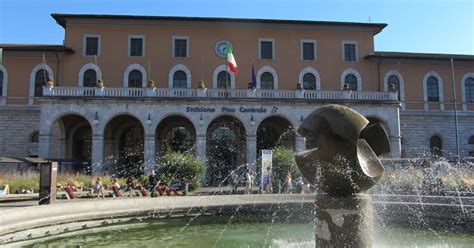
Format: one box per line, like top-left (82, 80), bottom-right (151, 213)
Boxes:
top-left (295, 104), bottom-right (390, 196)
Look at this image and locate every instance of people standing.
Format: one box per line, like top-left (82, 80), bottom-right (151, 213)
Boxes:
top-left (284, 170), bottom-right (293, 194)
top-left (295, 176), bottom-right (305, 195)
top-left (229, 170), bottom-right (239, 194)
top-left (262, 167), bottom-right (273, 193)
top-left (245, 167), bottom-right (255, 194)
top-left (148, 170), bottom-right (159, 197)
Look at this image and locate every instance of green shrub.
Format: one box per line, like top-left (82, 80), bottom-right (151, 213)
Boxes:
top-left (271, 146), bottom-right (301, 186)
top-left (158, 151), bottom-right (205, 190)
top-left (0, 171), bottom-right (39, 193)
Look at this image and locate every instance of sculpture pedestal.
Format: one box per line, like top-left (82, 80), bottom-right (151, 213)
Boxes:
top-left (315, 194), bottom-right (373, 248)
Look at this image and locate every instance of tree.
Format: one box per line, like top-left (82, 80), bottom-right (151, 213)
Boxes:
top-left (271, 146), bottom-right (301, 190)
top-left (158, 151), bottom-right (205, 190)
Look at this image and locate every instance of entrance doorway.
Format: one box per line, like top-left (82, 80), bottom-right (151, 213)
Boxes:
top-left (104, 115), bottom-right (144, 178)
top-left (206, 116), bottom-right (246, 186)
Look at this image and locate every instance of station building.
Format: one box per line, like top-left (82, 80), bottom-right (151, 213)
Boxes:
top-left (0, 14), bottom-right (473, 181)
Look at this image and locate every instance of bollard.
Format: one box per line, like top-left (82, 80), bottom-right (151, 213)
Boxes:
top-left (39, 161), bottom-right (58, 205)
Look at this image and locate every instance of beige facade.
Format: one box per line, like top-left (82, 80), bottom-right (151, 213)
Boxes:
top-left (0, 14), bottom-right (473, 177)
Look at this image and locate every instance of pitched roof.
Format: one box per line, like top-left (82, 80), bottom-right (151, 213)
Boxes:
top-left (0, 44), bottom-right (74, 53)
top-left (366, 52), bottom-right (474, 61)
top-left (51, 13), bottom-right (387, 35)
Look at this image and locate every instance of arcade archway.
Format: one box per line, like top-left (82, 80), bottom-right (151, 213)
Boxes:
top-left (206, 116), bottom-right (246, 186)
top-left (156, 115), bottom-right (196, 158)
top-left (104, 115), bottom-right (144, 178)
top-left (50, 114), bottom-right (92, 173)
top-left (257, 116), bottom-right (295, 154)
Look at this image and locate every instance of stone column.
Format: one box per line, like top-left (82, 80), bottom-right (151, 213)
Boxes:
top-left (58, 138), bottom-right (67, 158)
top-left (295, 134), bottom-right (306, 152)
top-left (315, 194), bottom-right (374, 247)
top-left (39, 133), bottom-right (52, 159)
top-left (91, 134), bottom-right (105, 175)
top-left (390, 136), bottom-right (402, 158)
top-left (195, 134), bottom-right (207, 185)
top-left (195, 134), bottom-right (207, 163)
top-left (246, 135), bottom-right (257, 172)
top-left (143, 134), bottom-right (156, 174)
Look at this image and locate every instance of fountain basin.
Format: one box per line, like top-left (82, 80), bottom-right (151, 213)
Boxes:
top-left (0, 194), bottom-right (472, 246)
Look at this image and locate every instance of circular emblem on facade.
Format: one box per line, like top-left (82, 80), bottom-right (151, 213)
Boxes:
top-left (215, 41), bottom-right (231, 57)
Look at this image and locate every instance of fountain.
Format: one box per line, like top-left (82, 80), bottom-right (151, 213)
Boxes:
top-left (295, 104), bottom-right (389, 247)
top-left (0, 105), bottom-right (472, 247)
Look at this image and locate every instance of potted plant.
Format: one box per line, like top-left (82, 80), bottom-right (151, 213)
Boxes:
top-left (47, 79), bottom-right (55, 87)
top-left (147, 80), bottom-right (156, 88)
top-left (296, 82), bottom-right (303, 90)
top-left (97, 79), bottom-right (105, 88)
top-left (198, 80), bottom-right (206, 89)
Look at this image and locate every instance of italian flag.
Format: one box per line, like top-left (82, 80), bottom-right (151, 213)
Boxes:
top-left (226, 43), bottom-right (237, 74)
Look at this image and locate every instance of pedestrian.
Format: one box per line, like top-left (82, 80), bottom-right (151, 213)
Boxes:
top-left (230, 170), bottom-right (239, 194)
top-left (284, 170), bottom-right (293, 194)
top-left (148, 170), bottom-right (159, 197)
top-left (295, 176), bottom-right (305, 194)
top-left (262, 167), bottom-right (273, 193)
top-left (125, 176), bottom-right (135, 197)
top-left (245, 167), bottom-right (255, 194)
top-left (93, 177), bottom-right (105, 198)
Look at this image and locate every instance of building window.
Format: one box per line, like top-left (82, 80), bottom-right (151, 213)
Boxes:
top-left (345, 74), bottom-right (358, 90)
top-left (173, 71), bottom-right (187, 88)
top-left (468, 135), bottom-right (474, 145)
top-left (217, 71), bottom-right (231, 89)
top-left (34, 70), bottom-right (49, 97)
top-left (260, 72), bottom-right (274, 89)
top-left (429, 135), bottom-right (442, 157)
top-left (83, 69), bottom-right (97, 87)
top-left (427, 76), bottom-right (439, 102)
top-left (388, 75), bottom-right (401, 100)
top-left (465, 77), bottom-right (474, 103)
top-left (128, 70), bottom-right (142, 88)
top-left (173, 37), bottom-right (188, 58)
top-left (259, 39), bottom-right (274, 60)
top-left (303, 73), bottom-right (316, 90)
top-left (84, 35), bottom-right (100, 56)
top-left (344, 43), bottom-right (357, 61)
top-left (30, 131), bottom-right (39, 143)
top-left (129, 36), bottom-right (144, 57)
top-left (301, 41), bottom-right (315, 61)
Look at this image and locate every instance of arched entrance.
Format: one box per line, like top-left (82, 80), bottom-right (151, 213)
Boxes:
top-left (50, 114), bottom-right (92, 173)
top-left (156, 116), bottom-right (196, 158)
top-left (206, 116), bottom-right (246, 186)
top-left (104, 115), bottom-right (144, 178)
top-left (257, 116), bottom-right (295, 154)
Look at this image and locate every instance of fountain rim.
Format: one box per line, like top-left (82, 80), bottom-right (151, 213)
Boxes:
top-left (0, 194), bottom-right (322, 237)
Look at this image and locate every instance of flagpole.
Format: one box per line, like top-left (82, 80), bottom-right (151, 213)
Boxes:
top-left (42, 53), bottom-right (47, 82)
top-left (148, 59), bottom-right (151, 82)
top-left (225, 42), bottom-right (228, 97)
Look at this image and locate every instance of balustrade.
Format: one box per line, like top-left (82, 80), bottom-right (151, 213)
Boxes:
top-left (43, 86), bottom-right (397, 102)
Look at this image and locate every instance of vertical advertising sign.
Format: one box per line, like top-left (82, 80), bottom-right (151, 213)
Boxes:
top-left (261, 149), bottom-right (273, 192)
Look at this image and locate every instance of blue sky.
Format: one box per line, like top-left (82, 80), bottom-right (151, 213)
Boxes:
top-left (0, 0), bottom-right (472, 55)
